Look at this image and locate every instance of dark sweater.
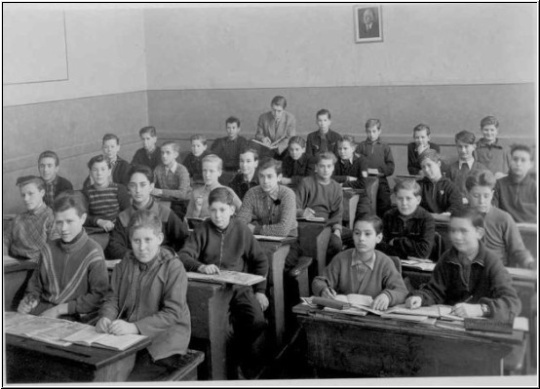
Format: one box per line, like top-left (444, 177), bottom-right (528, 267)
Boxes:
top-left (356, 138), bottom-right (395, 178)
top-left (296, 176), bottom-right (343, 231)
top-left (43, 175), bottom-right (73, 208)
top-left (418, 177), bottom-right (463, 214)
top-left (494, 173), bottom-right (537, 223)
top-left (333, 155), bottom-right (368, 190)
top-left (183, 151), bottom-right (209, 185)
top-left (407, 142), bottom-right (440, 175)
top-left (131, 146), bottom-right (162, 172)
top-left (211, 136), bottom-right (249, 171)
top-left (306, 129), bottom-right (342, 157)
top-left (281, 154), bottom-right (316, 186)
top-left (228, 173), bottom-right (259, 200)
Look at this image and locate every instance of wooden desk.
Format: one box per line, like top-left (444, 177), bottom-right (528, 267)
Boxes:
top-left (6, 333), bottom-right (151, 383)
top-left (516, 223), bottom-right (537, 258)
top-left (294, 304), bottom-right (526, 377)
top-left (4, 257), bottom-right (37, 311)
top-left (342, 189), bottom-right (359, 230)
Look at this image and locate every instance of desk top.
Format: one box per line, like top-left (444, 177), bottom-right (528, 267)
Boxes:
top-left (516, 223), bottom-right (537, 233)
top-left (3, 255), bottom-right (38, 273)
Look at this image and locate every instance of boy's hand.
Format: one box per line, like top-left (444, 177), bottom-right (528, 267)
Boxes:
top-left (372, 294), bottom-right (390, 311)
top-left (333, 229), bottom-right (341, 238)
top-left (255, 292), bottom-right (269, 312)
top-left (40, 303), bottom-right (68, 318)
top-left (97, 219), bottom-right (115, 232)
top-left (17, 295), bottom-right (38, 314)
top-left (96, 317), bottom-right (112, 333)
top-left (151, 188), bottom-right (163, 196)
top-left (280, 177), bottom-right (292, 185)
top-left (405, 296), bottom-right (422, 309)
top-left (302, 208), bottom-right (316, 219)
top-left (262, 137), bottom-right (272, 146)
top-left (451, 303), bottom-right (483, 318)
top-left (198, 264), bottom-right (220, 275)
top-left (110, 320), bottom-right (139, 335)
top-left (321, 287), bottom-right (337, 299)
top-left (195, 196), bottom-right (203, 210)
top-left (347, 176), bottom-right (357, 182)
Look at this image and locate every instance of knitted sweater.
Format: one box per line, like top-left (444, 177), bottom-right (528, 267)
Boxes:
top-left (476, 138), bottom-right (509, 176)
top-left (356, 139), bottom-right (395, 178)
top-left (83, 183), bottom-right (131, 227)
top-left (296, 176), bottom-right (343, 232)
top-left (153, 162), bottom-right (192, 200)
top-left (494, 173), bottom-right (537, 223)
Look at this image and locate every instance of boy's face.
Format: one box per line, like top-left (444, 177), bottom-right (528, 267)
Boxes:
top-left (421, 159), bottom-right (442, 181)
top-left (414, 130), bottom-right (430, 148)
top-left (456, 141), bottom-right (475, 161)
top-left (395, 189), bottom-right (421, 216)
top-left (226, 122), bottom-right (241, 140)
top-left (130, 227), bottom-right (164, 263)
top-left (272, 104), bottom-right (284, 120)
top-left (258, 167), bottom-right (281, 193)
top-left (161, 145), bottom-right (178, 166)
top-left (509, 150), bottom-right (532, 178)
top-left (449, 217), bottom-right (482, 255)
top-left (128, 172), bottom-right (154, 206)
top-left (209, 200), bottom-right (235, 230)
top-left (191, 140), bottom-right (207, 157)
top-left (353, 221), bottom-right (383, 254)
top-left (288, 142), bottom-right (305, 160)
top-left (239, 152), bottom-right (258, 176)
top-left (467, 185), bottom-right (493, 214)
top-left (202, 161), bottom-right (222, 185)
top-left (366, 126), bottom-right (381, 142)
top-left (55, 208), bottom-right (86, 243)
top-left (90, 161), bottom-right (111, 187)
top-left (337, 141), bottom-right (354, 160)
top-left (315, 158), bottom-right (335, 181)
top-left (141, 133), bottom-right (157, 151)
top-left (102, 139), bottom-right (120, 161)
top-left (481, 125), bottom-right (498, 144)
top-left (20, 183), bottom-right (45, 212)
top-left (317, 114), bottom-right (331, 132)
top-left (38, 157), bottom-right (59, 182)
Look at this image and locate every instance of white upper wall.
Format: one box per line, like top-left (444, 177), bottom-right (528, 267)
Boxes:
top-left (144, 3), bottom-right (537, 89)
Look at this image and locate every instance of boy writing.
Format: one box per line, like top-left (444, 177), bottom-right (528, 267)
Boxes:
top-left (407, 124), bottom-right (440, 176)
top-left (97, 210), bottom-right (191, 381)
top-left (183, 135), bottom-right (209, 187)
top-left (131, 126), bottom-right (162, 172)
top-left (211, 117), bottom-right (249, 182)
top-left (229, 148), bottom-right (260, 200)
top-left (17, 191), bottom-right (108, 319)
top-left (37, 150), bottom-right (73, 207)
top-left (306, 109), bottom-right (342, 157)
top-left (476, 116), bottom-right (509, 179)
top-left (406, 207), bottom-right (521, 321)
top-left (312, 215), bottom-right (408, 311)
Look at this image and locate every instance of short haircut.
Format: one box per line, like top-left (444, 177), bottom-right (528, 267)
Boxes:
top-left (354, 214), bottom-right (383, 235)
top-left (455, 130), bottom-right (475, 145)
top-left (202, 154), bottom-right (223, 170)
top-left (53, 190), bottom-right (87, 216)
top-left (128, 209), bottom-right (162, 238)
top-left (393, 178), bottom-right (421, 196)
top-left (16, 175), bottom-right (45, 191)
top-left (271, 95), bottom-right (287, 109)
top-left (451, 207), bottom-right (484, 229)
top-left (338, 135), bottom-right (356, 147)
top-left (465, 169), bottom-right (496, 192)
top-left (208, 187), bottom-right (234, 207)
top-left (316, 151), bottom-right (337, 165)
top-left (38, 150), bottom-right (60, 166)
top-left (480, 116), bottom-right (499, 129)
top-left (102, 133), bottom-right (120, 145)
top-left (161, 141), bottom-right (180, 153)
top-left (191, 134), bottom-right (207, 145)
top-left (288, 136), bottom-right (306, 148)
top-left (419, 149), bottom-right (441, 164)
top-left (226, 116), bottom-right (241, 127)
top-left (129, 164), bottom-right (155, 183)
top-left (316, 109), bottom-right (331, 119)
top-left (365, 119), bottom-right (381, 130)
top-left (139, 126), bottom-right (157, 137)
top-left (87, 155), bottom-right (111, 170)
top-left (240, 148), bottom-right (259, 161)
top-left (413, 124), bottom-right (431, 136)
top-left (257, 157), bottom-right (282, 175)
top-left (510, 144), bottom-right (534, 160)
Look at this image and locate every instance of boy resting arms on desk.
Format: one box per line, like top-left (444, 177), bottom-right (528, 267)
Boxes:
top-left (312, 215), bottom-right (408, 311)
top-left (406, 207), bottom-right (521, 321)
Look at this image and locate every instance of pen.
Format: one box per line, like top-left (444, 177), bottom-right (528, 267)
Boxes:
top-left (450, 295), bottom-right (473, 315)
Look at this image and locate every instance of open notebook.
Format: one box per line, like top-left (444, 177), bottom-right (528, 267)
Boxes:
top-left (63, 327), bottom-right (147, 351)
top-left (187, 270), bottom-right (265, 286)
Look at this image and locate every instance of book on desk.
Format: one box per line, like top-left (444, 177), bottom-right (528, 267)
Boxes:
top-left (187, 270), bottom-right (265, 286)
top-left (64, 326), bottom-right (148, 351)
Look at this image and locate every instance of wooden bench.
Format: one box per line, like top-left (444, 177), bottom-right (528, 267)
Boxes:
top-left (154, 349), bottom-right (205, 381)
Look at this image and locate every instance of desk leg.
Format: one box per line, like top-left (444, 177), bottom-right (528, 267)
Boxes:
top-left (268, 245), bottom-right (290, 350)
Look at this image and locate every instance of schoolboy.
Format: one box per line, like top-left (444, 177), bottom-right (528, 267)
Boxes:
top-left (379, 179), bottom-right (435, 260)
top-left (105, 165), bottom-right (188, 260)
top-left (229, 148), bottom-right (260, 200)
top-left (306, 109), bottom-right (342, 157)
top-left (466, 170), bottom-right (534, 269)
top-left (17, 191), bottom-right (108, 319)
top-left (406, 207), bottom-right (521, 321)
top-left (407, 124), bottom-right (440, 176)
top-left (356, 119), bottom-right (395, 217)
top-left (183, 135), bottom-right (209, 187)
top-left (312, 215), bottom-right (408, 311)
top-left (185, 154), bottom-right (241, 219)
top-left (131, 126), bottom-right (162, 172)
top-left (281, 136), bottom-right (316, 187)
top-left (179, 187), bottom-right (268, 379)
top-left (494, 144), bottom-right (537, 224)
top-left (83, 155), bottom-right (130, 232)
top-left (476, 116), bottom-right (509, 179)
top-left (211, 116), bottom-right (249, 180)
top-left (255, 95), bottom-right (297, 158)
top-left (4, 176), bottom-right (57, 261)
top-left (102, 133), bottom-right (132, 186)
top-left (37, 150), bottom-right (73, 207)
top-left (97, 210), bottom-right (191, 381)
top-left (237, 158), bottom-right (298, 237)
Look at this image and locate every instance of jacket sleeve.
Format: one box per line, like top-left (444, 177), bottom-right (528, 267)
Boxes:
top-left (326, 185), bottom-right (343, 232)
top-left (306, 134), bottom-right (315, 157)
top-left (24, 255), bottom-right (44, 301)
top-left (312, 254), bottom-right (343, 296)
top-left (185, 192), bottom-right (197, 218)
top-left (260, 188), bottom-right (297, 237)
top-left (105, 220), bottom-right (130, 260)
top-left (445, 182), bottom-right (464, 214)
top-left (255, 114), bottom-right (267, 141)
top-left (67, 256), bottom-right (109, 315)
top-left (393, 214), bottom-right (435, 259)
top-left (380, 259), bottom-right (409, 306)
top-left (504, 216), bottom-right (534, 268)
top-left (479, 260), bottom-right (522, 321)
top-left (413, 258), bottom-right (449, 306)
top-left (178, 227), bottom-right (206, 271)
top-left (99, 260), bottom-right (124, 321)
top-left (382, 144), bottom-right (395, 177)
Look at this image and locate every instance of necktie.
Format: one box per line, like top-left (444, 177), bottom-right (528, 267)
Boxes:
top-left (460, 163), bottom-right (470, 172)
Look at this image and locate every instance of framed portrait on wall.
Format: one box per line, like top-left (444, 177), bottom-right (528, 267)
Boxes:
top-left (354, 5), bottom-right (383, 43)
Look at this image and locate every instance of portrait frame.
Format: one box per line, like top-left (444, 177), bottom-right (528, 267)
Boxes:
top-left (354, 5), bottom-right (383, 43)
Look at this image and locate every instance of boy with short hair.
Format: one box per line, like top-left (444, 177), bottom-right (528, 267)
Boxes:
top-left (466, 170), bottom-right (534, 269)
top-left (17, 191), bottom-right (108, 319)
top-left (406, 207), bottom-right (521, 321)
top-left (237, 158), bottom-right (298, 237)
top-left (379, 179), bottom-right (435, 260)
top-left (229, 148), bottom-right (260, 200)
top-left (407, 124), bottom-right (440, 176)
top-left (4, 176), bottom-right (57, 261)
top-left (306, 109), bottom-right (342, 157)
top-left (185, 154), bottom-right (242, 219)
top-left (357, 119), bottom-right (395, 217)
top-left (183, 135), bottom-right (209, 187)
top-left (281, 136), bottom-right (316, 187)
top-left (97, 210), bottom-right (191, 381)
top-left (37, 150), bottom-right (73, 207)
top-left (131, 126), bottom-right (162, 172)
top-left (476, 116), bottom-right (509, 179)
top-left (494, 144), bottom-right (537, 224)
top-left (211, 117), bottom-right (249, 181)
top-left (255, 95), bottom-right (296, 158)
top-left (101, 133), bottom-right (132, 186)
top-left (312, 215), bottom-right (408, 311)
top-left (179, 187), bottom-right (268, 379)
